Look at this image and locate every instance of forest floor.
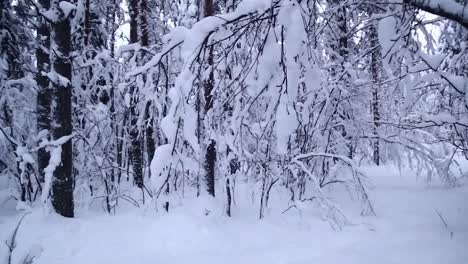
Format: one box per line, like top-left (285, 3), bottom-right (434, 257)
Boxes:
top-left (1, 165), bottom-right (467, 264)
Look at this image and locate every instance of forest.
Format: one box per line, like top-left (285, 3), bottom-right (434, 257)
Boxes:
top-left (0, 0), bottom-right (467, 263)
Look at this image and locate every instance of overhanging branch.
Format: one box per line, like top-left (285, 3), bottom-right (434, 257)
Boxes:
top-left (405, 0), bottom-right (468, 29)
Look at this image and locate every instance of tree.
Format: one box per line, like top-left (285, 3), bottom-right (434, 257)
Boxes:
top-left (36, 0), bottom-right (51, 183)
top-left (368, 8), bottom-right (383, 166)
top-left (1, 0), bottom-right (467, 224)
top-left (1, 0), bottom-right (39, 203)
top-left (49, 0), bottom-right (74, 217)
top-left (404, 0), bottom-right (468, 28)
top-left (202, 0), bottom-right (216, 197)
top-left (128, 0), bottom-right (144, 189)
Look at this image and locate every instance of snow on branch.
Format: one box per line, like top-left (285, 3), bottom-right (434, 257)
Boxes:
top-left (125, 28), bottom-right (186, 78)
top-left (46, 70), bottom-right (71, 88)
top-left (290, 157), bottom-right (350, 229)
top-left (40, 1), bottom-right (76, 23)
top-left (405, 0), bottom-right (468, 28)
top-left (292, 152), bottom-right (375, 219)
top-left (128, 0), bottom-right (281, 78)
top-left (40, 134), bottom-right (74, 203)
top-left (59, 1), bottom-right (76, 18)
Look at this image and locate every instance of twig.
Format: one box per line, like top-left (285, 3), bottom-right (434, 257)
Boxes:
top-left (5, 213), bottom-right (30, 264)
top-left (435, 210), bottom-right (453, 239)
top-left (281, 197), bottom-right (316, 214)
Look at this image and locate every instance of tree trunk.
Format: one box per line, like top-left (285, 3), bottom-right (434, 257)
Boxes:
top-left (145, 102), bottom-right (155, 175)
top-left (140, 0), bottom-right (155, 177)
top-left (203, 0), bottom-right (216, 197)
top-left (205, 139), bottom-right (216, 196)
top-left (36, 0), bottom-right (51, 183)
top-left (128, 0), bottom-right (144, 188)
top-left (139, 0), bottom-right (149, 47)
top-left (226, 178), bottom-right (231, 217)
top-left (370, 19), bottom-right (381, 166)
top-left (50, 0), bottom-right (74, 217)
top-left (129, 0), bottom-right (139, 44)
top-left (108, 0), bottom-right (117, 182)
top-left (336, 5), bottom-right (353, 159)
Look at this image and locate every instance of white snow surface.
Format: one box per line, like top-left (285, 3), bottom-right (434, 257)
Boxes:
top-left (59, 1), bottom-right (76, 18)
top-left (1, 165), bottom-right (467, 264)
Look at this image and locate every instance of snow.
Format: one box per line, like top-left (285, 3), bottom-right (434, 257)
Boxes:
top-left (409, 0), bottom-right (468, 26)
top-left (160, 86), bottom-right (180, 144)
top-left (443, 74), bottom-right (468, 103)
top-left (274, 0), bottom-right (305, 154)
top-left (420, 53), bottom-right (446, 69)
top-left (378, 16), bottom-right (397, 57)
top-left (41, 146), bottom-right (62, 203)
top-left (4, 0), bottom-right (468, 262)
top-left (16, 146), bottom-right (35, 189)
top-left (39, 134), bottom-right (74, 203)
top-left (276, 99), bottom-right (297, 154)
top-left (182, 105), bottom-right (200, 153)
top-left (1, 165), bottom-right (467, 264)
top-left (126, 27), bottom-right (186, 77)
top-left (41, 2), bottom-right (76, 21)
top-left (150, 143), bottom-right (173, 193)
top-left (235, 0), bottom-right (271, 14)
top-left (41, 9), bottom-right (60, 23)
top-left (59, 1), bottom-right (76, 18)
top-left (46, 70), bottom-right (71, 88)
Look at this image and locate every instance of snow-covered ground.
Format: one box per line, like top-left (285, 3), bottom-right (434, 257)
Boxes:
top-left (1, 165), bottom-right (467, 264)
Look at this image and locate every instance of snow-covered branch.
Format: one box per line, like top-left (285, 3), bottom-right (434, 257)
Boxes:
top-left (405, 0), bottom-right (468, 28)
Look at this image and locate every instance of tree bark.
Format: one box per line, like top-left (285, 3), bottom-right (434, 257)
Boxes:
top-left (129, 0), bottom-right (139, 44)
top-left (369, 18), bottom-right (381, 166)
top-left (226, 178), bottom-right (231, 217)
top-left (36, 0), bottom-right (51, 183)
top-left (50, 0), bottom-right (74, 217)
top-left (203, 0), bottom-right (216, 197)
top-left (140, 0), bottom-right (149, 47)
top-left (128, 0), bottom-right (144, 188)
top-left (140, 0), bottom-right (155, 177)
top-left (145, 102), bottom-right (155, 174)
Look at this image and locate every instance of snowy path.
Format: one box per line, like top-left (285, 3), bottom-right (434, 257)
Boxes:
top-left (1, 166), bottom-right (467, 264)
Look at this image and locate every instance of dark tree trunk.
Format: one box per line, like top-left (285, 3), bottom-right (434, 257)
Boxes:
top-left (226, 178), bottom-right (231, 217)
top-left (128, 0), bottom-right (144, 188)
top-left (370, 19), bottom-right (381, 166)
top-left (328, 0), bottom-right (353, 159)
top-left (337, 5), bottom-right (353, 159)
top-left (203, 0), bottom-right (216, 197)
top-left (204, 0), bottom-right (214, 18)
top-left (50, 0), bottom-right (74, 217)
top-left (140, 0), bottom-right (149, 47)
top-left (140, 0), bottom-right (155, 177)
top-left (205, 139), bottom-right (216, 196)
top-left (129, 99), bottom-right (143, 188)
top-left (107, 0), bottom-right (117, 182)
top-left (145, 102), bottom-right (155, 174)
top-left (129, 0), bottom-right (139, 44)
top-left (36, 0), bottom-right (51, 183)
